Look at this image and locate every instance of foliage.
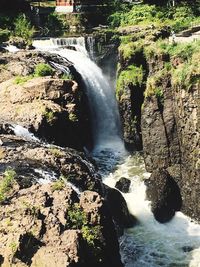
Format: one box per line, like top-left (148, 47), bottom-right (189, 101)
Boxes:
top-left (14, 75), bottom-right (33, 85)
top-left (43, 109), bottom-right (56, 124)
top-left (51, 179), bottom-right (65, 192)
top-left (34, 63), bottom-right (54, 77)
top-left (13, 14), bottom-right (35, 43)
top-left (62, 73), bottom-right (74, 80)
top-left (117, 65), bottom-right (144, 99)
top-left (0, 168), bottom-right (16, 203)
top-left (119, 40), bottom-right (144, 61)
top-left (109, 3), bottom-right (200, 32)
top-left (66, 203), bottom-right (87, 229)
top-left (50, 148), bottom-right (65, 158)
top-left (44, 13), bottom-right (67, 37)
top-left (69, 113), bottom-right (78, 122)
top-left (82, 225), bottom-right (102, 247)
top-left (145, 67), bottom-right (170, 98)
top-left (0, 28), bottom-right (10, 43)
top-left (171, 50), bottom-right (200, 90)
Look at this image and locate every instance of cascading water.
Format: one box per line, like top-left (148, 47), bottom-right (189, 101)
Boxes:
top-left (33, 37), bottom-right (124, 153)
top-left (33, 37), bottom-right (200, 267)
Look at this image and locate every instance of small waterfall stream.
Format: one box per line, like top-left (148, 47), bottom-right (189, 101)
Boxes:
top-left (33, 37), bottom-right (200, 267)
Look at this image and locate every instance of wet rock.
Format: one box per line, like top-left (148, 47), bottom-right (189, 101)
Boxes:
top-left (145, 169), bottom-right (182, 223)
top-left (115, 177), bottom-right (131, 193)
top-left (0, 51), bottom-right (92, 150)
top-left (105, 186), bottom-right (136, 234)
top-left (0, 134), bottom-right (102, 194)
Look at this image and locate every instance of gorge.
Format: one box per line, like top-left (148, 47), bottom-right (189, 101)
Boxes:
top-left (0, 2), bottom-right (200, 265)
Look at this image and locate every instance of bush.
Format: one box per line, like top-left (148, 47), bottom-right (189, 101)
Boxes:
top-left (0, 168), bottom-right (16, 203)
top-left (13, 14), bottom-right (35, 43)
top-left (0, 28), bottom-right (10, 43)
top-left (44, 13), bottom-right (67, 37)
top-left (66, 203), bottom-right (87, 229)
top-left (117, 65), bottom-right (144, 99)
top-left (34, 63), bottom-right (54, 77)
top-left (14, 75), bottom-right (33, 85)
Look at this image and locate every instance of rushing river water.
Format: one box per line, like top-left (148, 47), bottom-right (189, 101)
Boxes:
top-left (33, 37), bottom-right (200, 267)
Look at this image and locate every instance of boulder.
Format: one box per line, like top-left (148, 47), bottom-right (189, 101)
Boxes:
top-left (105, 186), bottom-right (136, 234)
top-left (0, 51), bottom-right (92, 150)
top-left (145, 169), bottom-right (182, 223)
top-left (0, 134), bottom-right (102, 194)
top-left (115, 177), bottom-right (131, 193)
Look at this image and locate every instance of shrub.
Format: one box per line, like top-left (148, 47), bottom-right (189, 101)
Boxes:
top-left (14, 75), bottom-right (33, 85)
top-left (34, 63), bottom-right (54, 77)
top-left (0, 168), bottom-right (16, 203)
top-left (51, 179), bottom-right (65, 192)
top-left (66, 203), bottom-right (87, 229)
top-left (13, 14), bottom-right (35, 43)
top-left (117, 65), bottom-right (144, 99)
top-left (0, 28), bottom-right (10, 43)
top-left (172, 51), bottom-right (200, 90)
top-left (44, 13), bottom-right (67, 37)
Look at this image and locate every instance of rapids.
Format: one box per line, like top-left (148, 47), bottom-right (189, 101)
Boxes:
top-left (32, 36), bottom-right (200, 267)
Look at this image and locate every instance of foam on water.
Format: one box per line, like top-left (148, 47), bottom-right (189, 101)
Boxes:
top-left (10, 125), bottom-right (40, 142)
top-left (4, 45), bottom-right (20, 53)
top-left (103, 155), bottom-right (200, 267)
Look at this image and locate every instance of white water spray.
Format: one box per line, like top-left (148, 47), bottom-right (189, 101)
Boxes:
top-left (33, 36), bottom-right (200, 267)
top-left (33, 37), bottom-right (124, 152)
top-left (104, 155), bottom-right (200, 267)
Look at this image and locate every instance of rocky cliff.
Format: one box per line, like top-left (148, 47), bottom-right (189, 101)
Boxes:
top-left (116, 26), bottom-right (200, 222)
top-left (0, 51), bottom-right (92, 150)
top-left (0, 49), bottom-right (134, 266)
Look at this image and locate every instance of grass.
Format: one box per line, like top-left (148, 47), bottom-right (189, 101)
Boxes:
top-left (34, 63), bottom-right (54, 77)
top-left (14, 75), bottom-right (33, 85)
top-left (117, 65), bottom-right (144, 99)
top-left (51, 178), bottom-right (65, 192)
top-left (0, 168), bottom-right (16, 203)
top-left (109, 4), bottom-right (200, 33)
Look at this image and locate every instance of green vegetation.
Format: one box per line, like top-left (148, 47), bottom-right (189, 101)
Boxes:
top-left (66, 203), bottom-right (104, 256)
top-left (117, 65), bottom-right (144, 98)
top-left (172, 50), bottom-right (200, 90)
top-left (34, 63), bottom-right (54, 77)
top-left (14, 75), bottom-right (33, 85)
top-left (0, 29), bottom-right (10, 43)
top-left (69, 113), bottom-right (78, 122)
top-left (109, 4), bottom-right (200, 32)
top-left (43, 109), bottom-right (56, 124)
top-left (66, 203), bottom-right (87, 229)
top-left (62, 73), bottom-right (74, 81)
top-left (13, 14), bottom-right (35, 43)
top-left (0, 168), bottom-right (16, 203)
top-left (50, 148), bottom-right (65, 158)
top-left (51, 178), bottom-right (65, 192)
top-left (44, 13), bottom-right (68, 37)
top-left (119, 40), bottom-right (144, 61)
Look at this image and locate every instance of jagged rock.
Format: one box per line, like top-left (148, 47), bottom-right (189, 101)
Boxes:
top-left (115, 177), bottom-right (131, 193)
top-left (0, 183), bottom-right (123, 267)
top-left (105, 186), bottom-right (136, 234)
top-left (0, 134), bottom-right (102, 194)
top-left (145, 169), bottom-right (182, 223)
top-left (0, 51), bottom-right (92, 150)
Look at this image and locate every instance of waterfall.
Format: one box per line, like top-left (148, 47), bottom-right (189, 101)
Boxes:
top-left (33, 37), bottom-right (124, 153)
top-left (33, 36), bottom-right (200, 267)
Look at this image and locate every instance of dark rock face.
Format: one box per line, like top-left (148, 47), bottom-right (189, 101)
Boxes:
top-left (118, 84), bottom-right (144, 151)
top-left (115, 177), bottom-right (131, 193)
top-left (145, 169), bottom-right (182, 223)
top-left (105, 186), bottom-right (136, 234)
top-left (141, 63), bottom-right (199, 221)
top-left (141, 76), bottom-right (181, 171)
